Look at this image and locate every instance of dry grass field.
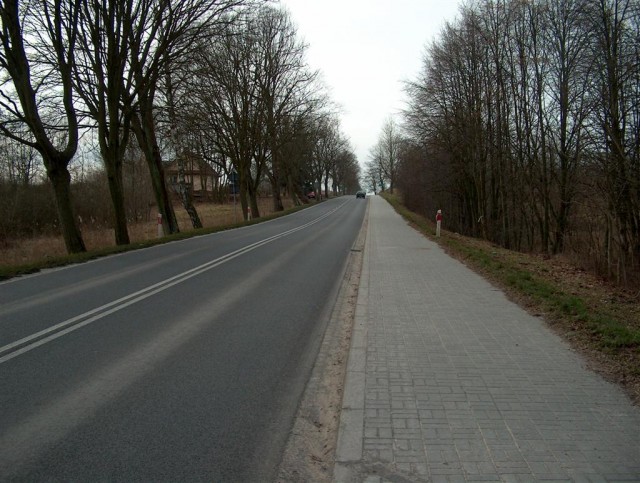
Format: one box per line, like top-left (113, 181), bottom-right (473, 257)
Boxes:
top-left (0, 198), bottom-right (293, 268)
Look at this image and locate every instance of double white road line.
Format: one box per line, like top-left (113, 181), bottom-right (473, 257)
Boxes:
top-left (0, 203), bottom-right (345, 365)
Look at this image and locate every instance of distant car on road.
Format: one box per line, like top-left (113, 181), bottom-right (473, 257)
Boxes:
top-left (356, 191), bottom-right (366, 199)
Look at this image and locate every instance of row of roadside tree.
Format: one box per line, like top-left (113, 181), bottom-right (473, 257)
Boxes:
top-left (0, 0), bottom-right (360, 254)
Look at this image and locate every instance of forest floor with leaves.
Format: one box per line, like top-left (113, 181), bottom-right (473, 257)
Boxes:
top-left (383, 194), bottom-right (640, 406)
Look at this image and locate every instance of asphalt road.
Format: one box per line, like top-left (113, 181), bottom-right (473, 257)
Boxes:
top-left (0, 196), bottom-right (367, 481)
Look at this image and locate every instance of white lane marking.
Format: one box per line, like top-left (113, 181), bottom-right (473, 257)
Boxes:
top-left (0, 202), bottom-right (346, 364)
top-left (0, 244), bottom-right (300, 475)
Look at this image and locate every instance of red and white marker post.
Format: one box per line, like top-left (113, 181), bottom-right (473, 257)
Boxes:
top-left (157, 213), bottom-right (164, 238)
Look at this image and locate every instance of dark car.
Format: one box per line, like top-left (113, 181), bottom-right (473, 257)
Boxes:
top-left (356, 191), bottom-right (366, 199)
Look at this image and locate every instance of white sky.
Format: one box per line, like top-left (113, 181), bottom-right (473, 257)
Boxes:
top-left (279, 0), bottom-right (462, 167)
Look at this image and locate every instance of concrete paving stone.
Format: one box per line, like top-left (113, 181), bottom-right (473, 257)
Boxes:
top-left (481, 428), bottom-right (514, 442)
top-left (393, 429), bottom-right (423, 438)
top-left (453, 439), bottom-right (488, 452)
top-left (372, 378), bottom-right (389, 387)
top-left (477, 419), bottom-right (511, 430)
top-left (472, 409), bottom-right (505, 420)
top-left (366, 401), bottom-right (391, 409)
top-left (464, 460), bottom-right (501, 476)
top-left (526, 461), bottom-right (567, 475)
top-left (365, 421), bottom-right (392, 431)
top-left (391, 400), bottom-right (417, 410)
top-left (395, 455), bottom-right (428, 465)
top-left (395, 462), bottom-right (412, 474)
top-left (601, 477), bottom-right (640, 483)
top-left (489, 449), bottom-right (527, 464)
top-left (365, 411), bottom-right (391, 420)
top-left (427, 454), bottom-right (461, 468)
top-left (591, 461), bottom-right (640, 474)
top-left (363, 439), bottom-right (394, 450)
top-left (457, 450), bottom-right (494, 464)
top-left (451, 428), bottom-right (483, 440)
top-left (365, 386), bottom-right (390, 395)
top-left (423, 426), bottom-right (453, 439)
top-left (363, 449), bottom-right (394, 461)
top-left (466, 478), bottom-right (502, 482)
top-left (411, 462), bottom-right (429, 476)
top-left (431, 471), bottom-right (468, 480)
top-left (516, 449), bottom-right (557, 463)
top-left (364, 427), bottom-right (378, 438)
top-left (499, 475), bottom-right (540, 483)
top-left (462, 461), bottom-right (489, 475)
top-left (468, 401), bottom-right (499, 411)
top-left (533, 479), bottom-right (572, 483)
top-left (393, 439), bottom-right (423, 451)
top-left (495, 461), bottom-right (536, 472)
top-left (443, 401), bottom-right (471, 411)
top-left (366, 408), bottom-right (386, 418)
top-left (417, 409), bottom-right (435, 419)
top-left (567, 475), bottom-right (607, 483)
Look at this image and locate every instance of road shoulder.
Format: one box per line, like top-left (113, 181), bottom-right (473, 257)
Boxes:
top-left (276, 199), bottom-right (369, 482)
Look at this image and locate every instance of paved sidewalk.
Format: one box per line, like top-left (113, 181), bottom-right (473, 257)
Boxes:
top-left (334, 196), bottom-right (640, 482)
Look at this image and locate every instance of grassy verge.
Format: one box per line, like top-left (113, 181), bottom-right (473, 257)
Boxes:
top-left (0, 203), bottom-right (310, 281)
top-left (382, 193), bottom-right (640, 402)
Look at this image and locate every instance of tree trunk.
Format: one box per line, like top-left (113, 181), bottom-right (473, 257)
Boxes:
top-left (132, 110), bottom-right (179, 235)
top-left (287, 172), bottom-right (301, 206)
top-left (271, 176), bottom-right (284, 211)
top-left (48, 164), bottom-right (86, 253)
top-left (104, 156), bottom-right (130, 245)
top-left (177, 161), bottom-right (203, 229)
top-left (165, 67), bottom-right (202, 229)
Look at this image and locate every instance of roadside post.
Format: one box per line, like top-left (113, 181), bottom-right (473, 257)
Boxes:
top-left (157, 213), bottom-right (164, 238)
top-left (436, 209), bottom-right (442, 237)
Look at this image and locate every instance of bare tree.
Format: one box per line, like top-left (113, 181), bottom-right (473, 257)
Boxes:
top-left (73, 0), bottom-right (135, 245)
top-left (310, 116), bottom-right (343, 199)
top-left (254, 6), bottom-right (319, 211)
top-left (375, 117), bottom-right (403, 194)
top-left (125, 0), bottom-right (247, 234)
top-left (363, 158), bottom-right (382, 193)
top-left (544, 0), bottom-right (593, 253)
top-left (186, 12), bottom-right (267, 220)
top-left (332, 145), bottom-right (360, 195)
top-left (0, 0), bottom-right (86, 253)
top-left (588, 0), bottom-right (640, 283)
top-left (164, 62), bottom-right (202, 228)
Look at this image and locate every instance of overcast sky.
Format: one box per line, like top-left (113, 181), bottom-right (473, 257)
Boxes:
top-left (279, 0), bottom-right (462, 168)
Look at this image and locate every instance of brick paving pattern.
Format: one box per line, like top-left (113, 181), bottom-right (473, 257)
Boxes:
top-left (335, 196), bottom-right (640, 482)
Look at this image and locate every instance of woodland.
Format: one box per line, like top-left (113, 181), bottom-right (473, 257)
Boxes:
top-left (364, 0), bottom-right (639, 287)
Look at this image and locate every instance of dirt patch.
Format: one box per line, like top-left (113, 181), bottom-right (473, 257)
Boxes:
top-left (276, 207), bottom-right (367, 482)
